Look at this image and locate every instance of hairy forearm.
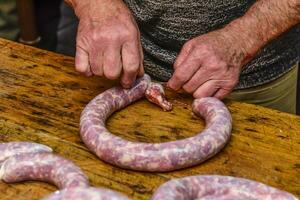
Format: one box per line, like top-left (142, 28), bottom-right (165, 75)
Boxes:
top-left (224, 0), bottom-right (300, 64)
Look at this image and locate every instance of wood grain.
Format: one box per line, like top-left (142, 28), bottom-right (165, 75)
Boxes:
top-left (0, 38), bottom-right (299, 199)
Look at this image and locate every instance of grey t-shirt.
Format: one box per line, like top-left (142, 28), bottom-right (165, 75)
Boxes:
top-left (124, 0), bottom-right (300, 89)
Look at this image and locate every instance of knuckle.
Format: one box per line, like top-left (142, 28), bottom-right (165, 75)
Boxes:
top-left (94, 31), bottom-right (119, 43)
top-left (127, 33), bottom-right (139, 42)
top-left (199, 44), bottom-right (210, 51)
top-left (121, 30), bottom-right (131, 39)
top-left (108, 33), bottom-right (120, 43)
top-left (205, 59), bottom-right (223, 71)
top-left (129, 27), bottom-right (138, 37)
top-left (196, 44), bottom-right (212, 56)
top-left (210, 64), bottom-right (221, 71)
top-left (122, 26), bottom-right (138, 40)
top-left (91, 31), bottom-right (101, 41)
top-left (196, 48), bottom-right (208, 57)
top-left (174, 62), bottom-right (180, 69)
top-left (182, 41), bottom-right (194, 50)
top-left (120, 29), bottom-right (130, 39)
top-left (203, 62), bottom-right (218, 71)
top-left (174, 62), bottom-right (181, 70)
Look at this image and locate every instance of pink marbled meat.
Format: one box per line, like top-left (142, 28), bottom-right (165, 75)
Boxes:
top-left (0, 152), bottom-right (89, 189)
top-left (152, 175), bottom-right (298, 200)
top-left (43, 187), bottom-right (130, 200)
top-left (145, 82), bottom-right (172, 111)
top-left (80, 74), bottom-right (232, 171)
top-left (0, 142), bottom-right (52, 165)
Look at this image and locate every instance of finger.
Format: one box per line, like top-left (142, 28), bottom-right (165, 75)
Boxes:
top-left (103, 45), bottom-right (122, 80)
top-left (138, 42), bottom-right (145, 77)
top-left (182, 67), bottom-right (210, 94)
top-left (89, 50), bottom-right (104, 76)
top-left (213, 88), bottom-right (230, 100)
top-left (182, 59), bottom-right (225, 93)
top-left (173, 42), bottom-right (193, 70)
top-left (167, 55), bottom-right (201, 91)
top-left (121, 41), bottom-right (140, 88)
top-left (193, 81), bottom-right (219, 99)
top-left (75, 46), bottom-right (91, 76)
top-left (138, 64), bottom-right (145, 77)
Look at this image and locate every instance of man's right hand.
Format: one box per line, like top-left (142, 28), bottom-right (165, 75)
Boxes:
top-left (66, 0), bottom-right (144, 88)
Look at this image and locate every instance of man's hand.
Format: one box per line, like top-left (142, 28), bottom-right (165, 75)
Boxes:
top-left (167, 29), bottom-right (248, 99)
top-left (168, 0), bottom-right (300, 99)
top-left (66, 0), bottom-right (144, 88)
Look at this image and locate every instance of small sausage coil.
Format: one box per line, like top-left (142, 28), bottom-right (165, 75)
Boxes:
top-left (152, 175), bottom-right (298, 200)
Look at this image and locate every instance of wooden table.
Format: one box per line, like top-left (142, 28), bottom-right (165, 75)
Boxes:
top-left (0, 38), bottom-right (299, 199)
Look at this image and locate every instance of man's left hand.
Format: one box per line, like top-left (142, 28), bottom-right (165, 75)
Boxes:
top-left (167, 28), bottom-right (251, 99)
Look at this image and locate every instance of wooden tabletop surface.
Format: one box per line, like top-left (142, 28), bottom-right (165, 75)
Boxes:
top-left (0, 38), bottom-right (299, 199)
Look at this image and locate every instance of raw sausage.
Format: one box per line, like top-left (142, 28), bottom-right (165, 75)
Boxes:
top-left (0, 152), bottom-right (89, 188)
top-left (0, 150), bottom-right (130, 199)
top-left (145, 82), bottom-right (172, 111)
top-left (0, 142), bottom-right (52, 165)
top-left (80, 74), bottom-right (232, 171)
top-left (43, 187), bottom-right (130, 200)
top-left (151, 175), bottom-right (298, 200)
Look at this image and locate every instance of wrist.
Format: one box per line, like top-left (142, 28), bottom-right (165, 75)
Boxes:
top-left (222, 17), bottom-right (264, 66)
top-left (66, 0), bottom-right (131, 21)
top-left (222, 0), bottom-right (300, 66)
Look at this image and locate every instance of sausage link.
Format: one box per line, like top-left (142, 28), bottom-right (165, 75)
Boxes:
top-left (0, 142), bottom-right (52, 165)
top-left (145, 82), bottom-right (172, 111)
top-left (151, 175), bottom-right (298, 200)
top-left (43, 187), bottom-right (130, 200)
top-left (0, 152), bottom-right (89, 189)
top-left (80, 75), bottom-right (232, 171)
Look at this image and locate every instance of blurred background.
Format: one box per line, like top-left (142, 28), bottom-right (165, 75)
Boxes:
top-left (1, 0), bottom-right (299, 114)
top-left (0, 0), bottom-right (77, 56)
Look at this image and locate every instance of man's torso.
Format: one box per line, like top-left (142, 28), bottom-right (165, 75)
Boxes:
top-left (124, 0), bottom-right (300, 89)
